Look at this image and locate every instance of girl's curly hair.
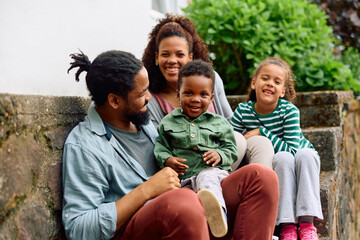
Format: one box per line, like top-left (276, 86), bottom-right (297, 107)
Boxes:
top-left (142, 14), bottom-right (211, 93)
top-left (248, 57), bottom-right (296, 102)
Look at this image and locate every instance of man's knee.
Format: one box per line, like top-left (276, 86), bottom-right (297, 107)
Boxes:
top-left (160, 188), bottom-right (205, 219)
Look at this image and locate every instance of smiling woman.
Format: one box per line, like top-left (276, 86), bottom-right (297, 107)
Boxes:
top-left (142, 14), bottom-right (233, 128)
top-left (156, 36), bottom-right (193, 97)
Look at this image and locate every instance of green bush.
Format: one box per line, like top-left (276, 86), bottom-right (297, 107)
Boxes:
top-left (341, 47), bottom-right (360, 82)
top-left (184, 0), bottom-right (360, 94)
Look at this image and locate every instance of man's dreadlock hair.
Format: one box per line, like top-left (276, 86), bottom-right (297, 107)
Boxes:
top-left (68, 50), bottom-right (143, 106)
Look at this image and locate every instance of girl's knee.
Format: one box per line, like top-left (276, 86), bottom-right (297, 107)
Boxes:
top-left (273, 151), bottom-right (295, 169)
top-left (295, 148), bottom-right (320, 168)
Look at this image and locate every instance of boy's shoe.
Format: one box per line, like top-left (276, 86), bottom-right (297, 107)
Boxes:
top-left (279, 224), bottom-right (297, 240)
top-left (298, 223), bottom-right (319, 240)
top-left (197, 189), bottom-right (228, 238)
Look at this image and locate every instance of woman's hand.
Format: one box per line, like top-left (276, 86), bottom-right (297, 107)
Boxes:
top-left (203, 150), bottom-right (221, 167)
top-left (164, 157), bottom-right (189, 175)
top-left (243, 128), bottom-right (260, 139)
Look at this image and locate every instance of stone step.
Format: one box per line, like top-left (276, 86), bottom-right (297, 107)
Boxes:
top-left (315, 171), bottom-right (337, 238)
top-left (293, 91), bottom-right (352, 128)
top-left (302, 127), bottom-right (342, 172)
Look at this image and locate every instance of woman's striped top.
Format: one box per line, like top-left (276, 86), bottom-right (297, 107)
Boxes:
top-left (230, 99), bottom-right (315, 156)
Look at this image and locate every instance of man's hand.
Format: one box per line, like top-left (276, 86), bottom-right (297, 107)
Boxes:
top-left (203, 150), bottom-right (221, 167)
top-left (243, 128), bottom-right (260, 139)
top-left (115, 167), bottom-right (181, 230)
top-left (164, 157), bottom-right (189, 175)
top-left (142, 167), bottom-right (181, 199)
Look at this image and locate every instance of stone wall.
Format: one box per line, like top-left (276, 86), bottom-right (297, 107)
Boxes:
top-left (0, 91), bottom-right (359, 239)
top-left (338, 96), bottom-right (360, 239)
top-left (0, 95), bottom-right (90, 239)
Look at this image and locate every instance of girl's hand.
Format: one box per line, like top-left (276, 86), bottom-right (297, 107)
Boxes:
top-left (203, 150), bottom-right (221, 167)
top-left (164, 157), bottom-right (189, 175)
top-left (244, 128), bottom-right (260, 139)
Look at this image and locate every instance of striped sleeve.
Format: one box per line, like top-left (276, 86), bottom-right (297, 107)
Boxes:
top-left (231, 102), bottom-right (262, 133)
top-left (259, 103), bottom-right (301, 155)
top-left (230, 103), bottom-right (246, 133)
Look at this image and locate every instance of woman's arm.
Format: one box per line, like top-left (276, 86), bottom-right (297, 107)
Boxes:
top-left (147, 95), bottom-right (165, 129)
top-left (213, 71), bottom-right (233, 122)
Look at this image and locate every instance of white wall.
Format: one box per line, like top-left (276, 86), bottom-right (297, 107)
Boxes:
top-left (0, 0), bottom-right (158, 97)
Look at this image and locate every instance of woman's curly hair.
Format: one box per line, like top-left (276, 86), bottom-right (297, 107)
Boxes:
top-left (142, 14), bottom-right (211, 93)
top-left (248, 57), bottom-right (296, 103)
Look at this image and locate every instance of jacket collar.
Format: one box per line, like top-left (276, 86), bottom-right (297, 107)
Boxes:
top-left (172, 107), bottom-right (215, 120)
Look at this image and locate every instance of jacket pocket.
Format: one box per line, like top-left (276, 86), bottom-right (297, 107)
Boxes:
top-left (164, 124), bottom-right (189, 148)
top-left (198, 124), bottom-right (222, 147)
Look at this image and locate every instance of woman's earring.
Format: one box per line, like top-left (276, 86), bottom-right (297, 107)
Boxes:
top-left (155, 62), bottom-right (158, 66)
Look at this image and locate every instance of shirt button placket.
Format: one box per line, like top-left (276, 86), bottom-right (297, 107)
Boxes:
top-left (190, 123), bottom-right (197, 147)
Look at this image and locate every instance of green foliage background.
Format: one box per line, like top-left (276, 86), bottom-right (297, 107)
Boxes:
top-left (184, 0), bottom-right (360, 95)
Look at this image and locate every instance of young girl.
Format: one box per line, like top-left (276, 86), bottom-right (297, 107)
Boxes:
top-left (230, 57), bottom-right (323, 240)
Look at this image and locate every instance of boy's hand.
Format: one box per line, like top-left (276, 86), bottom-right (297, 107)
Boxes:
top-left (164, 157), bottom-right (189, 175)
top-left (244, 128), bottom-right (260, 139)
top-left (203, 150), bottom-right (221, 167)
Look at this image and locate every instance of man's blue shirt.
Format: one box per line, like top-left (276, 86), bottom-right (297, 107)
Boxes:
top-left (62, 103), bottom-right (158, 240)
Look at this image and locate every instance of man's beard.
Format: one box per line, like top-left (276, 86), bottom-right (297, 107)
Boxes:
top-left (126, 110), bottom-right (150, 127)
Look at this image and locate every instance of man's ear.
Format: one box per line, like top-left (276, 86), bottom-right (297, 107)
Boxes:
top-left (189, 52), bottom-right (193, 61)
top-left (108, 93), bottom-right (120, 109)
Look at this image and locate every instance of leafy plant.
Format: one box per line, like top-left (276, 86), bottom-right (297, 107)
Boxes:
top-left (296, 49), bottom-right (359, 91)
top-left (341, 46), bottom-right (360, 81)
top-left (184, 0), bottom-right (360, 94)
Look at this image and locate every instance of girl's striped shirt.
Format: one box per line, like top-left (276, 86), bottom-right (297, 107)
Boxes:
top-left (230, 98), bottom-right (315, 156)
